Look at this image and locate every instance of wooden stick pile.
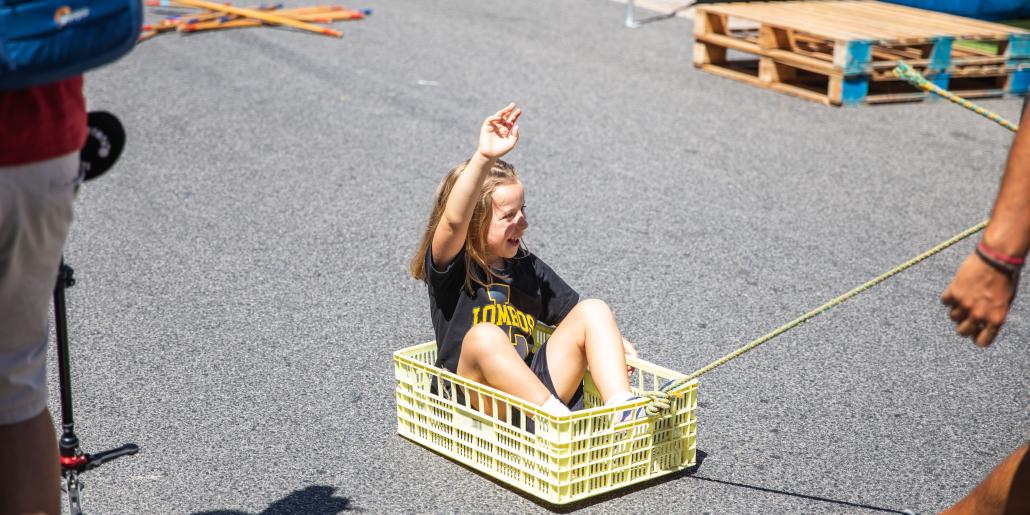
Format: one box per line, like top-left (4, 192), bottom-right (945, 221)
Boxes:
top-left (139, 0), bottom-right (369, 42)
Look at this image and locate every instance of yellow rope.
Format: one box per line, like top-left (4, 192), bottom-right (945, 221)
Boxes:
top-left (637, 62), bottom-right (1019, 416)
top-left (892, 61), bottom-right (1020, 132)
top-left (660, 220), bottom-right (987, 397)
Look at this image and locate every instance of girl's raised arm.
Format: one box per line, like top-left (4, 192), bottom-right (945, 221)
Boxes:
top-left (431, 103), bottom-right (521, 268)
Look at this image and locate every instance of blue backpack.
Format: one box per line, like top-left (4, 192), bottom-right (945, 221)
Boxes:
top-left (0, 0), bottom-right (141, 90)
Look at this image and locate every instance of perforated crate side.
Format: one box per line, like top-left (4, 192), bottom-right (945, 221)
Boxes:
top-left (393, 340), bottom-right (698, 504)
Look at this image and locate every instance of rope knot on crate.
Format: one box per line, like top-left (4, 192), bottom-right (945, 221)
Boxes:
top-left (639, 390), bottom-right (673, 417)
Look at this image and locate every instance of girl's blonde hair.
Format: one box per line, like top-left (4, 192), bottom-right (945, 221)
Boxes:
top-left (410, 159), bottom-right (523, 293)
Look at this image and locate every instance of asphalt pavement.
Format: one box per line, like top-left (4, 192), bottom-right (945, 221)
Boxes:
top-left (54, 0), bottom-right (1029, 513)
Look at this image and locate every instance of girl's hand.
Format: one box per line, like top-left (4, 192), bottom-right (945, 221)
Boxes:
top-left (476, 103), bottom-right (521, 160)
top-left (622, 337), bottom-right (638, 375)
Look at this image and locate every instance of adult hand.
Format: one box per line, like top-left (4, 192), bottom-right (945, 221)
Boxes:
top-left (476, 102), bottom-right (521, 160)
top-left (941, 252), bottom-right (1017, 347)
top-left (622, 337), bottom-right (638, 375)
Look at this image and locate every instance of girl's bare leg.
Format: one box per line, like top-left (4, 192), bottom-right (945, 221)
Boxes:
top-left (544, 299), bottom-right (631, 403)
top-left (456, 323), bottom-right (552, 417)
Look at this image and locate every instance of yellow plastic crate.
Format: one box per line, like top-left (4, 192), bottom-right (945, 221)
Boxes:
top-left (393, 325), bottom-right (698, 505)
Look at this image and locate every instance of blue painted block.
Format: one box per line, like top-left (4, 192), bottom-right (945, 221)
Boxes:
top-left (1008, 33), bottom-right (1030, 60)
top-left (842, 40), bottom-right (872, 75)
top-left (924, 37), bottom-right (953, 100)
top-left (1007, 34), bottom-right (1030, 95)
top-left (841, 76), bottom-right (869, 106)
top-left (928, 37), bottom-right (953, 73)
top-left (926, 73), bottom-right (950, 102)
top-left (837, 40), bottom-right (872, 105)
top-left (930, 72), bottom-right (951, 89)
top-left (1008, 70), bottom-right (1030, 95)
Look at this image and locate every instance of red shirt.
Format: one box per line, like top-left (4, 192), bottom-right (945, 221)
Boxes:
top-left (0, 76), bottom-right (87, 166)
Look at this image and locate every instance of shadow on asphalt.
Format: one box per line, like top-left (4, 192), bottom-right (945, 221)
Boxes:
top-left (507, 449), bottom-right (909, 514)
top-left (193, 485), bottom-right (357, 514)
top-left (626, 1), bottom-right (694, 27)
top-left (627, 0), bottom-right (803, 28)
top-left (497, 450), bottom-right (711, 513)
top-left (686, 475), bottom-right (911, 514)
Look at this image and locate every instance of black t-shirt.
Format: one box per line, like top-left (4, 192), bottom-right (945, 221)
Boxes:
top-left (425, 246), bottom-right (580, 373)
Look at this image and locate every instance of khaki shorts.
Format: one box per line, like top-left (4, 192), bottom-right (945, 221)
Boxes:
top-left (0, 152), bottom-right (79, 425)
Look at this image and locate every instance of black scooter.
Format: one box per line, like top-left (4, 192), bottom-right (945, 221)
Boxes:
top-left (55, 111), bottom-right (139, 515)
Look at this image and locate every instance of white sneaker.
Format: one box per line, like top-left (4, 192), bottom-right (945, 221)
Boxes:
top-left (612, 397), bottom-right (646, 425)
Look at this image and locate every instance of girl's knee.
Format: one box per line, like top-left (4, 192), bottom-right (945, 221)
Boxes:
top-left (463, 323), bottom-right (509, 352)
top-left (576, 298), bottom-right (613, 318)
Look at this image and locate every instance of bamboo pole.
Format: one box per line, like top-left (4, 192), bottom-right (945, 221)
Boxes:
top-left (153, 0), bottom-right (342, 37)
top-left (145, 0), bottom-right (343, 13)
top-left (138, 30), bottom-right (160, 43)
top-left (179, 9), bottom-right (362, 32)
top-left (139, 8), bottom-right (220, 41)
top-left (274, 5), bottom-right (345, 14)
top-left (156, 9), bottom-right (223, 29)
top-left (293, 10), bottom-right (363, 22)
top-left (179, 11), bottom-right (362, 32)
top-left (172, 4), bottom-right (311, 32)
top-left (167, 4), bottom-right (339, 25)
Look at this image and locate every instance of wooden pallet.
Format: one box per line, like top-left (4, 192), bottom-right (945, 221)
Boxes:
top-left (693, 0), bottom-right (1030, 105)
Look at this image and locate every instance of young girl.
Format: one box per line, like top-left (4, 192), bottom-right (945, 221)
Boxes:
top-left (410, 103), bottom-right (638, 417)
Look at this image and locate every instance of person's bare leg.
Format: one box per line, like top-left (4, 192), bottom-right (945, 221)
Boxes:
top-left (0, 408), bottom-right (60, 515)
top-left (942, 443), bottom-right (1029, 515)
top-left (456, 323), bottom-right (552, 416)
top-left (544, 299), bottom-right (631, 403)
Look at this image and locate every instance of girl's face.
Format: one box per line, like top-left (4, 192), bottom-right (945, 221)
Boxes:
top-left (485, 181), bottom-right (528, 267)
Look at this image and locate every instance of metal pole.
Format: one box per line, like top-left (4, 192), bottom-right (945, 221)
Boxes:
top-left (54, 260), bottom-right (78, 440)
top-left (624, 0), bottom-right (641, 28)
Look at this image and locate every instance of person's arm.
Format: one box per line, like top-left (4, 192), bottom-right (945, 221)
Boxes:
top-left (983, 119), bottom-right (1030, 258)
top-left (942, 443), bottom-right (1029, 515)
top-left (941, 113), bottom-right (1030, 347)
top-left (431, 103), bottom-right (521, 269)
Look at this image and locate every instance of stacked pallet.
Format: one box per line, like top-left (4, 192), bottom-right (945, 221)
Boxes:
top-left (693, 0), bottom-right (1030, 105)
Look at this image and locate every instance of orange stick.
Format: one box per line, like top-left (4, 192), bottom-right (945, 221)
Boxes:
top-left (205, 5), bottom-right (344, 16)
top-left (178, 19), bottom-right (253, 31)
top-left (137, 30), bottom-right (160, 42)
top-left (275, 5), bottom-right (345, 14)
top-left (176, 9), bottom-right (227, 21)
top-left (292, 10), bottom-right (362, 21)
top-left (142, 9), bottom-right (214, 32)
top-left (180, 11), bottom-right (361, 32)
top-left (158, 9), bottom-right (223, 28)
top-left (164, 0), bottom-right (342, 37)
top-left (152, 4), bottom-right (343, 31)
top-left (143, 23), bottom-right (176, 32)
top-left (173, 5), bottom-right (281, 31)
